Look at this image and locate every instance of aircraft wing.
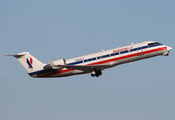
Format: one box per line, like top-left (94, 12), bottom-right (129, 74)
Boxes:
top-left (48, 59), bottom-right (110, 72)
top-left (56, 64), bottom-right (109, 70)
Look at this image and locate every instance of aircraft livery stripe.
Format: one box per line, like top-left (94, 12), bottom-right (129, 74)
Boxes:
top-left (66, 44), bottom-right (162, 65)
top-left (29, 44), bottom-right (163, 76)
top-left (36, 46), bottom-right (167, 77)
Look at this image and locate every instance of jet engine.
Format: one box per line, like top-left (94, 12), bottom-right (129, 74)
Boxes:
top-left (43, 59), bottom-right (66, 71)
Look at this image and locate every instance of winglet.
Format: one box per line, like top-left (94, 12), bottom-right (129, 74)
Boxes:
top-left (63, 59), bottom-right (66, 65)
top-left (47, 59), bottom-right (56, 67)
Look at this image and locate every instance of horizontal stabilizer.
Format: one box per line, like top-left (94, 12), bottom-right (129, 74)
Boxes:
top-left (6, 54), bottom-right (25, 58)
top-left (6, 52), bottom-right (46, 74)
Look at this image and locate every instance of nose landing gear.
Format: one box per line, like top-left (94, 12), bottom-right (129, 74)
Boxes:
top-left (91, 70), bottom-right (102, 77)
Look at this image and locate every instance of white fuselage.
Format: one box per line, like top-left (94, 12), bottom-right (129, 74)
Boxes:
top-left (28, 41), bottom-right (172, 78)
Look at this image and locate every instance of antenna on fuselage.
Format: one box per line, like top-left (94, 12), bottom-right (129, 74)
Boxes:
top-left (131, 42), bottom-right (134, 45)
top-left (101, 49), bottom-right (104, 52)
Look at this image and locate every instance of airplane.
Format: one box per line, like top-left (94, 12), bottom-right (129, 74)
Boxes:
top-left (7, 41), bottom-right (172, 78)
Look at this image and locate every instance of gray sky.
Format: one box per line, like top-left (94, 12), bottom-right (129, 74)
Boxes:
top-left (0, 0), bottom-right (175, 120)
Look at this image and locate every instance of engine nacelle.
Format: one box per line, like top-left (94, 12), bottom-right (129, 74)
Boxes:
top-left (43, 64), bottom-right (52, 70)
top-left (43, 64), bottom-right (63, 71)
top-left (55, 59), bottom-right (66, 65)
top-left (43, 59), bottom-right (66, 71)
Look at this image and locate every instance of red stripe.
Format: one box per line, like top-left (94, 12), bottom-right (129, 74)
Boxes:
top-left (89, 46), bottom-right (167, 65)
top-left (38, 69), bottom-right (73, 77)
top-left (38, 46), bottom-right (167, 77)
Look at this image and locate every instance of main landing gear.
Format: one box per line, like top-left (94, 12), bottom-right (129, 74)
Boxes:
top-left (91, 70), bottom-right (102, 77)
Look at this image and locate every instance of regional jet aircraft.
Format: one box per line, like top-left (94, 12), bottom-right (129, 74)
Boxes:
top-left (7, 41), bottom-right (172, 78)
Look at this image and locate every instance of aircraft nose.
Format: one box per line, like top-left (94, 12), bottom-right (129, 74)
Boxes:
top-left (167, 46), bottom-right (172, 51)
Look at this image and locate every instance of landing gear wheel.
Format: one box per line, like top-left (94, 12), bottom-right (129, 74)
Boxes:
top-left (96, 74), bottom-right (100, 77)
top-left (91, 70), bottom-right (102, 77)
top-left (91, 74), bottom-right (96, 77)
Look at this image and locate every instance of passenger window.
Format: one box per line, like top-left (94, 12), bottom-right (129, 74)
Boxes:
top-left (111, 53), bottom-right (115, 56)
top-left (124, 50), bottom-right (128, 53)
top-left (142, 46), bottom-right (148, 49)
top-left (133, 48), bottom-right (137, 51)
top-left (138, 47), bottom-right (142, 50)
top-left (130, 49), bottom-right (134, 52)
top-left (93, 58), bottom-right (96, 60)
top-left (120, 51), bottom-right (124, 54)
top-left (115, 52), bottom-right (119, 55)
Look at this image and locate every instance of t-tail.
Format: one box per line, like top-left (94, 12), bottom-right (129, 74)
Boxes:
top-left (6, 52), bottom-right (46, 77)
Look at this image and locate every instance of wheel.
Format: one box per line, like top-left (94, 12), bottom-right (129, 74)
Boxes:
top-left (96, 74), bottom-right (100, 77)
top-left (91, 74), bottom-right (96, 77)
top-left (96, 70), bottom-right (102, 76)
top-left (91, 70), bottom-right (102, 77)
top-left (98, 71), bottom-right (102, 75)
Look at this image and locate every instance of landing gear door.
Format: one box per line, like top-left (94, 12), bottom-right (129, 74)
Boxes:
top-left (137, 47), bottom-right (144, 56)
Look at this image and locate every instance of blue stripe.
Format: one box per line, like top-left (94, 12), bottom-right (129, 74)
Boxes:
top-left (29, 44), bottom-right (163, 76)
top-left (29, 70), bottom-right (43, 75)
top-left (68, 44), bottom-right (162, 65)
top-left (81, 44), bottom-right (162, 64)
top-left (142, 46), bottom-right (148, 49)
top-left (67, 61), bottom-right (83, 65)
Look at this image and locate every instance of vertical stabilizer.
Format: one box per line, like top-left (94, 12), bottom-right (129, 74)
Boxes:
top-left (7, 52), bottom-right (45, 73)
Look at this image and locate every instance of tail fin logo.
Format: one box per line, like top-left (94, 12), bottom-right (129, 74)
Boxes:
top-left (27, 57), bottom-right (33, 69)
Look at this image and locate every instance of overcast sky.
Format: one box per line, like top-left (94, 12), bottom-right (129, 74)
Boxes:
top-left (0, 0), bottom-right (175, 120)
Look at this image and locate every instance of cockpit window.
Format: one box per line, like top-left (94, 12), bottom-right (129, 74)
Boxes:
top-left (148, 42), bottom-right (162, 46)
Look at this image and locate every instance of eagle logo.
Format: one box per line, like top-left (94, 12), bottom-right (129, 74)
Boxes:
top-left (27, 57), bottom-right (33, 69)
